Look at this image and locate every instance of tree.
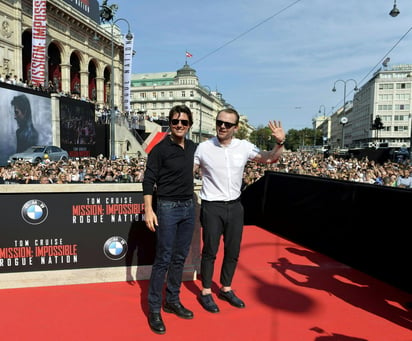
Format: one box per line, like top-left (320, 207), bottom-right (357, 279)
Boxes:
top-left (284, 128), bottom-right (319, 151)
top-left (234, 125), bottom-right (249, 140)
top-left (248, 126), bottom-right (322, 152)
top-left (249, 126), bottom-right (275, 150)
top-left (372, 116), bottom-right (384, 130)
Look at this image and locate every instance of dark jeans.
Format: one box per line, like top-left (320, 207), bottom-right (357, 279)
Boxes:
top-left (148, 198), bottom-right (195, 313)
top-left (200, 200), bottom-right (244, 289)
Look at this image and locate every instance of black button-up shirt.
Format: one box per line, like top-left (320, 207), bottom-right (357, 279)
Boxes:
top-left (143, 135), bottom-right (196, 201)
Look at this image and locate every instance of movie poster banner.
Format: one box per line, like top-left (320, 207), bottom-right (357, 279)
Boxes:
top-left (0, 191), bottom-right (156, 274)
top-left (0, 85), bottom-right (52, 166)
top-left (59, 96), bottom-right (97, 158)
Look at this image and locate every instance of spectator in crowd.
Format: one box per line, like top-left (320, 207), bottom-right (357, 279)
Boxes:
top-left (396, 167), bottom-right (412, 188)
top-left (39, 175), bottom-right (52, 184)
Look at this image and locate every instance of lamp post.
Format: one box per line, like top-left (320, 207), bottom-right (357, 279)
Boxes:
top-left (199, 85), bottom-right (211, 143)
top-left (318, 104), bottom-right (326, 116)
top-left (317, 105), bottom-right (327, 146)
top-left (109, 18), bottom-right (133, 160)
top-left (389, 0), bottom-right (400, 17)
top-left (332, 79), bottom-right (358, 149)
top-left (313, 105), bottom-right (326, 146)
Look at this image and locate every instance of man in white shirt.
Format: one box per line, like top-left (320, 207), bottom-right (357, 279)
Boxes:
top-left (194, 108), bottom-right (285, 313)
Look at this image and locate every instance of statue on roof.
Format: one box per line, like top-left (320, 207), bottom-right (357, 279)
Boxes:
top-left (99, 0), bottom-right (118, 23)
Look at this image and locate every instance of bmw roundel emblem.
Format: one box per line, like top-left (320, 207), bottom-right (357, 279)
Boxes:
top-left (21, 199), bottom-right (49, 225)
top-left (103, 236), bottom-right (128, 260)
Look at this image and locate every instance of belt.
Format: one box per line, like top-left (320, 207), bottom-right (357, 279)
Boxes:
top-left (202, 197), bottom-right (241, 204)
top-left (158, 198), bottom-right (193, 203)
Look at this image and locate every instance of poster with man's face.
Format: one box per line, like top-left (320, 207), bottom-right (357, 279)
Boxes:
top-left (0, 85), bottom-right (52, 166)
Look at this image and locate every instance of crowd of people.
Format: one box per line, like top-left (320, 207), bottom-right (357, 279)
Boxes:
top-left (243, 151), bottom-right (412, 189)
top-left (0, 155), bottom-right (146, 184)
top-left (1, 150), bottom-right (411, 188)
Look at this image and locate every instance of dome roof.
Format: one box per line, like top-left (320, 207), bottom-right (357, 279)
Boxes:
top-left (176, 62), bottom-right (197, 77)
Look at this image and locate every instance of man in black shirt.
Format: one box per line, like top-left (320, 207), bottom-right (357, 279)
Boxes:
top-left (143, 105), bottom-right (196, 335)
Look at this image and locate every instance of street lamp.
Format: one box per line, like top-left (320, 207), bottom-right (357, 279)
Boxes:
top-left (199, 85), bottom-right (211, 142)
top-left (318, 104), bottom-right (326, 116)
top-left (389, 0), bottom-right (400, 17)
top-left (332, 79), bottom-right (358, 149)
top-left (109, 19), bottom-right (133, 159)
top-left (313, 105), bottom-right (326, 146)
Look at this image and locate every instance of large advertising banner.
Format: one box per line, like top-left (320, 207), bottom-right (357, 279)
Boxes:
top-left (31, 0), bottom-right (47, 86)
top-left (0, 191), bottom-right (155, 274)
top-left (62, 0), bottom-right (101, 23)
top-left (123, 34), bottom-right (134, 113)
top-left (0, 85), bottom-right (52, 166)
top-left (59, 96), bottom-right (97, 158)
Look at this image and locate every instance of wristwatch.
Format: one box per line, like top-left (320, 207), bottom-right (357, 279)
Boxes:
top-left (276, 140), bottom-right (285, 146)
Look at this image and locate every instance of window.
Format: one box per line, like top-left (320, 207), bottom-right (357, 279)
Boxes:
top-left (396, 83), bottom-right (411, 89)
top-left (378, 94), bottom-right (393, 100)
top-left (394, 115), bottom-right (409, 121)
top-left (395, 93), bottom-right (410, 100)
top-left (378, 83), bottom-right (394, 90)
top-left (377, 104), bottom-right (392, 110)
top-left (380, 115), bottom-right (391, 122)
top-left (394, 104), bottom-right (410, 110)
top-left (181, 91), bottom-right (186, 97)
top-left (394, 126), bottom-right (408, 132)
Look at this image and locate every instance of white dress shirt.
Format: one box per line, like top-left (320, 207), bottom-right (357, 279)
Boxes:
top-left (194, 136), bottom-right (259, 201)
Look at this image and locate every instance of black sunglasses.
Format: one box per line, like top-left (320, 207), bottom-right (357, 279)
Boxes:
top-left (171, 119), bottom-right (189, 126)
top-left (216, 119), bottom-right (237, 128)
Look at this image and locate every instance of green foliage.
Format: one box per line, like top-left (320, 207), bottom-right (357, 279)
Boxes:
top-left (249, 126), bottom-right (275, 150)
top-left (247, 126), bottom-right (323, 152)
top-left (285, 128), bottom-right (323, 151)
top-left (234, 125), bottom-right (249, 140)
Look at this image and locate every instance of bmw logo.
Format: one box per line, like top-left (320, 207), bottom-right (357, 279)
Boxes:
top-left (21, 199), bottom-right (49, 225)
top-left (103, 236), bottom-right (128, 260)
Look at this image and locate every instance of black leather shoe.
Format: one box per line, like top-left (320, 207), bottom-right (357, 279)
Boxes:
top-left (148, 312), bottom-right (166, 334)
top-left (163, 302), bottom-right (194, 319)
top-left (218, 290), bottom-right (245, 308)
top-left (198, 293), bottom-right (220, 313)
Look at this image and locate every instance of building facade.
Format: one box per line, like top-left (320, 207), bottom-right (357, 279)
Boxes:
top-left (0, 0), bottom-right (128, 111)
top-left (320, 64), bottom-right (412, 151)
top-left (130, 63), bottom-right (232, 143)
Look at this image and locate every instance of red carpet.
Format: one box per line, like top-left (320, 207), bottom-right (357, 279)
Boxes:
top-left (1, 226), bottom-right (411, 341)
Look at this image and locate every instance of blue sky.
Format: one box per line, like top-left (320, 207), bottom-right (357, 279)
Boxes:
top-left (111, 0), bottom-right (412, 132)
